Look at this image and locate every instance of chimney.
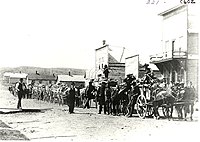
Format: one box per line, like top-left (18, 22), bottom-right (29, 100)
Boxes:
top-left (36, 71), bottom-right (39, 75)
top-left (69, 71), bottom-right (71, 76)
top-left (103, 40), bottom-right (106, 45)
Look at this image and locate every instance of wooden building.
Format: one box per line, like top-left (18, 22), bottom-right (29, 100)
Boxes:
top-left (95, 41), bottom-right (125, 83)
top-left (150, 5), bottom-right (198, 90)
top-left (27, 71), bottom-right (56, 85)
top-left (3, 72), bottom-right (28, 84)
top-left (56, 74), bottom-right (85, 88)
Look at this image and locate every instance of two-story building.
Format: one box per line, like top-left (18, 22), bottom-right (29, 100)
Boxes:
top-left (95, 40), bottom-right (125, 83)
top-left (150, 5), bottom-right (198, 90)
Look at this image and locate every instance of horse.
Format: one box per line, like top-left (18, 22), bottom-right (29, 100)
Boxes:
top-left (151, 84), bottom-right (176, 120)
top-left (111, 86), bottom-right (121, 115)
top-left (111, 84), bottom-right (129, 116)
top-left (125, 83), bottom-right (141, 117)
top-left (175, 86), bottom-right (196, 121)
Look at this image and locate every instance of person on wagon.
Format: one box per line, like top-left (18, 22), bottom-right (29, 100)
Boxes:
top-left (103, 64), bottom-right (110, 79)
top-left (119, 74), bottom-right (136, 96)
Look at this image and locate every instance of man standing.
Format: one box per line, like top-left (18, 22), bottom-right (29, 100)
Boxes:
top-left (67, 82), bottom-right (77, 114)
top-left (97, 81), bottom-right (106, 114)
top-left (105, 82), bottom-right (112, 114)
top-left (15, 78), bottom-right (26, 110)
top-left (103, 65), bottom-right (109, 79)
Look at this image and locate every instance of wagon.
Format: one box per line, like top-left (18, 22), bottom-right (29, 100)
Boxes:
top-left (135, 84), bottom-right (196, 119)
top-left (135, 84), bottom-right (173, 119)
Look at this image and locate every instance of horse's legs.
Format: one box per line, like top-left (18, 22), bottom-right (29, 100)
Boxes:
top-left (153, 101), bottom-right (160, 119)
top-left (112, 101), bottom-right (116, 115)
top-left (190, 103), bottom-right (194, 121)
top-left (126, 96), bottom-right (134, 117)
top-left (176, 105), bottom-right (183, 119)
top-left (183, 105), bottom-right (189, 121)
top-left (170, 105), bottom-right (174, 119)
top-left (166, 105), bottom-right (172, 120)
top-left (108, 100), bottom-right (111, 115)
top-left (116, 102), bottom-right (120, 115)
top-left (109, 100), bottom-right (112, 115)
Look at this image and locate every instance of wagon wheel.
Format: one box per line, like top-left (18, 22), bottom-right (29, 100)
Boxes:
top-left (136, 95), bottom-right (147, 119)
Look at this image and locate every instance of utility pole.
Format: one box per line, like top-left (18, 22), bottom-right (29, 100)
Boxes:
top-left (120, 47), bottom-right (125, 63)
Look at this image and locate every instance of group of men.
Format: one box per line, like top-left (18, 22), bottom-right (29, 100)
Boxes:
top-left (14, 63), bottom-right (197, 118)
top-left (14, 78), bottom-right (79, 114)
top-left (82, 64), bottom-right (138, 115)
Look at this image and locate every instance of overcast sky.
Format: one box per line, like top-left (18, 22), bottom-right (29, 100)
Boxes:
top-left (0, 0), bottom-right (182, 69)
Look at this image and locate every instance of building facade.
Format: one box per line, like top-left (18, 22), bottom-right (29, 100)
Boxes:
top-left (95, 41), bottom-right (125, 83)
top-left (150, 5), bottom-right (199, 90)
top-left (3, 72), bottom-right (28, 84)
top-left (56, 75), bottom-right (85, 88)
top-left (27, 71), bottom-right (56, 85)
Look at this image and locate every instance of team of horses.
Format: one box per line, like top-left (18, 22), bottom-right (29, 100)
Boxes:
top-left (93, 79), bottom-right (197, 120)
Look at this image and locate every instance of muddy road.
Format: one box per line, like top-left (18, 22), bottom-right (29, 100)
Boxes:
top-left (0, 84), bottom-right (199, 141)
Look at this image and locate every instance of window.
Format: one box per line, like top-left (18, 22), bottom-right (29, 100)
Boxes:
top-left (172, 40), bottom-right (175, 51)
top-left (164, 41), bottom-right (169, 57)
top-left (99, 58), bottom-right (101, 64)
top-left (172, 71), bottom-right (176, 83)
top-left (179, 36), bottom-right (183, 51)
top-left (102, 57), bottom-right (104, 62)
top-left (165, 41), bottom-right (169, 52)
top-left (177, 68), bottom-right (185, 83)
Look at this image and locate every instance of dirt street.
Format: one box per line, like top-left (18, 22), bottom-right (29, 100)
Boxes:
top-left (0, 84), bottom-right (199, 142)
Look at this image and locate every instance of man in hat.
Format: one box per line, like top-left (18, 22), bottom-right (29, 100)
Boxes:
top-left (119, 74), bottom-right (136, 96)
top-left (97, 81), bottom-right (106, 114)
top-left (143, 64), bottom-right (156, 85)
top-left (15, 78), bottom-right (26, 110)
top-left (103, 65), bottom-right (109, 79)
top-left (67, 82), bottom-right (77, 113)
top-left (83, 80), bottom-right (96, 109)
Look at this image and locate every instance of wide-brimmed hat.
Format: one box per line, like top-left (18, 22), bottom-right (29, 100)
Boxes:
top-left (127, 74), bottom-right (133, 77)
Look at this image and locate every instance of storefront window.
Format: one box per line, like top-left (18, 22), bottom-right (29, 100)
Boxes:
top-left (177, 68), bottom-right (185, 83)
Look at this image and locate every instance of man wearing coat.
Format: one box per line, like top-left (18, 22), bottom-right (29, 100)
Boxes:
top-left (97, 81), bottom-right (106, 114)
top-left (15, 78), bottom-right (26, 110)
top-left (67, 82), bottom-right (77, 114)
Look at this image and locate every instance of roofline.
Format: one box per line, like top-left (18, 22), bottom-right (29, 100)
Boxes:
top-left (125, 54), bottom-right (139, 60)
top-left (158, 5), bottom-right (186, 16)
top-left (109, 63), bottom-right (125, 65)
top-left (95, 45), bottom-right (108, 51)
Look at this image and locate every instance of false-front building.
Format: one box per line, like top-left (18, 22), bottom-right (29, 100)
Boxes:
top-left (95, 41), bottom-right (125, 83)
top-left (150, 5), bottom-right (199, 90)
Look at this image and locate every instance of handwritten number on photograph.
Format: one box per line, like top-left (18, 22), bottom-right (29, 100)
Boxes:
top-left (180, 0), bottom-right (196, 4)
top-left (146, 0), bottom-right (163, 5)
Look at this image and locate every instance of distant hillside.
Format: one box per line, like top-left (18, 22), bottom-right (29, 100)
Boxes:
top-left (0, 66), bottom-right (86, 77)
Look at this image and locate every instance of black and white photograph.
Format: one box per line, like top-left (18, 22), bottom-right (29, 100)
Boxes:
top-left (0, 0), bottom-right (199, 141)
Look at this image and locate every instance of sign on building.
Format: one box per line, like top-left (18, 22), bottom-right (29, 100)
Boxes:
top-left (125, 55), bottom-right (139, 78)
